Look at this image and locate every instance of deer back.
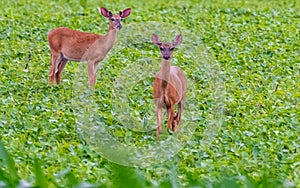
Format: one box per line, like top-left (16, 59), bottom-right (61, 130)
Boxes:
top-left (48, 27), bottom-right (101, 61)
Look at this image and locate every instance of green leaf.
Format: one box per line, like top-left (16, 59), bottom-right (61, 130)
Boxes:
top-left (0, 140), bottom-right (19, 186)
top-left (33, 158), bottom-right (48, 188)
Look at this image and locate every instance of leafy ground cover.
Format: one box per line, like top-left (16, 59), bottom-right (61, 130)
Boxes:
top-left (0, 0), bottom-right (299, 187)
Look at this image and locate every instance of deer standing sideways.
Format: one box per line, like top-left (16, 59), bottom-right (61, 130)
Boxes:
top-left (48, 7), bottom-right (131, 87)
top-left (152, 33), bottom-right (187, 139)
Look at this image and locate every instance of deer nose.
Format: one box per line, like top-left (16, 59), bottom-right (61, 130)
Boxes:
top-left (116, 24), bottom-right (122, 30)
top-left (163, 55), bottom-right (170, 60)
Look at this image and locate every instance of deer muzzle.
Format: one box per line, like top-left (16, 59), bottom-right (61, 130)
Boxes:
top-left (163, 55), bottom-right (170, 60)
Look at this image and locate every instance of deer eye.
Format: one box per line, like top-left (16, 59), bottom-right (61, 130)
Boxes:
top-left (170, 47), bottom-right (175, 51)
top-left (159, 47), bottom-right (163, 51)
top-left (111, 18), bottom-right (115, 21)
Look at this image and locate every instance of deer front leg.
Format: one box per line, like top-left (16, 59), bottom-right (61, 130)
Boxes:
top-left (156, 107), bottom-right (163, 140)
top-left (94, 61), bottom-right (100, 75)
top-left (166, 105), bottom-right (175, 134)
top-left (172, 113), bottom-right (178, 132)
top-left (87, 61), bottom-right (96, 89)
top-left (167, 107), bottom-right (176, 132)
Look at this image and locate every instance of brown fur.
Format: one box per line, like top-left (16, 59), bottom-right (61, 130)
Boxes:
top-left (152, 34), bottom-right (187, 139)
top-left (48, 7), bottom-right (131, 88)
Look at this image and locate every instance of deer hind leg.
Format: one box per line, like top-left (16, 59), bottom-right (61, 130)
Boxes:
top-left (55, 58), bottom-right (68, 85)
top-left (49, 52), bottom-right (64, 85)
top-left (156, 107), bottom-right (163, 140)
top-left (49, 53), bottom-right (58, 84)
top-left (176, 97), bottom-right (185, 132)
top-left (175, 102), bottom-right (183, 132)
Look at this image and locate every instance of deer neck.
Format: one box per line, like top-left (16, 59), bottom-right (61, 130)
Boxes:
top-left (160, 59), bottom-right (171, 89)
top-left (98, 28), bottom-right (117, 54)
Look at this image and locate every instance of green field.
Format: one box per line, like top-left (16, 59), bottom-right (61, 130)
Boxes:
top-left (0, 0), bottom-right (299, 187)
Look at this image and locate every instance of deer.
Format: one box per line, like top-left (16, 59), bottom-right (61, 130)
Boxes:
top-left (48, 7), bottom-right (131, 87)
top-left (152, 33), bottom-right (187, 140)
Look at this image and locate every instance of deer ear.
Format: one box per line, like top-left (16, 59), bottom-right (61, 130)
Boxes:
top-left (99, 7), bottom-right (112, 18)
top-left (173, 34), bottom-right (182, 46)
top-left (152, 33), bottom-right (161, 46)
top-left (120, 8), bottom-right (131, 18)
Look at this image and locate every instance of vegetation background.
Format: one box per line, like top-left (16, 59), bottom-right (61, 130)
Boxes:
top-left (0, 0), bottom-right (299, 187)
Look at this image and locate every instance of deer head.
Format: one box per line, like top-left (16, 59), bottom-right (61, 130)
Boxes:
top-left (152, 34), bottom-right (182, 60)
top-left (99, 7), bottom-right (131, 30)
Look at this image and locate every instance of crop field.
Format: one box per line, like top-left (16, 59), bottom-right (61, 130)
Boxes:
top-left (0, 0), bottom-right (299, 187)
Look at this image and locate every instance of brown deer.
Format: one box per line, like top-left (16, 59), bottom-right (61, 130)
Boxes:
top-left (48, 7), bottom-right (131, 87)
top-left (152, 33), bottom-right (187, 139)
